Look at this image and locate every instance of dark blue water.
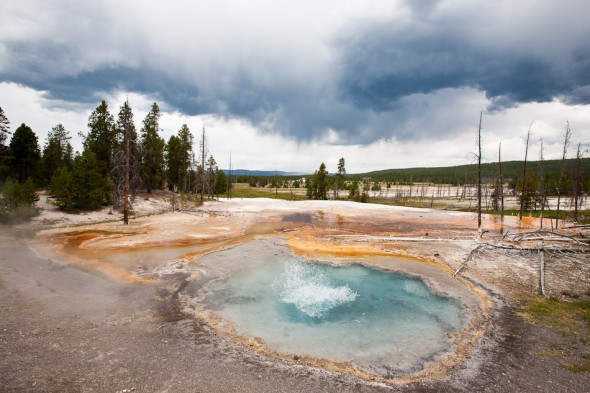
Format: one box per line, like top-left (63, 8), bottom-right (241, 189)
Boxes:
top-left (202, 257), bottom-right (465, 374)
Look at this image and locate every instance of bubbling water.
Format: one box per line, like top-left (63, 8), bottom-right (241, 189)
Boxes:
top-left (273, 259), bottom-right (357, 318)
top-left (201, 253), bottom-right (465, 376)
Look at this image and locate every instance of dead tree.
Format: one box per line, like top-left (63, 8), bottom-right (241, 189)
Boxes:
top-left (454, 229), bottom-right (589, 295)
top-left (112, 100), bottom-right (140, 224)
top-left (555, 122), bottom-right (571, 229)
top-left (572, 143), bottom-right (585, 223)
top-left (519, 121), bottom-right (533, 223)
top-left (499, 143), bottom-right (504, 223)
top-left (200, 126), bottom-right (207, 203)
top-left (538, 138), bottom-right (546, 229)
top-left (476, 111), bottom-right (483, 235)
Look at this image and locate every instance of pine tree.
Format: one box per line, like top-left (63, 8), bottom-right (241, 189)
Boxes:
top-left (316, 163), bottom-right (328, 200)
top-left (85, 101), bottom-right (116, 178)
top-left (140, 103), bottom-right (165, 193)
top-left (206, 155), bottom-right (217, 198)
top-left (0, 107), bottom-right (11, 181)
top-left (9, 123), bottom-right (40, 183)
top-left (177, 124), bottom-right (193, 192)
top-left (39, 124), bottom-right (73, 186)
top-left (48, 166), bottom-right (74, 211)
top-left (0, 177), bottom-right (39, 221)
top-left (334, 157), bottom-right (346, 199)
top-left (0, 106), bottom-right (10, 146)
top-left (165, 135), bottom-right (182, 191)
top-left (49, 150), bottom-right (111, 211)
top-left (215, 169), bottom-right (228, 196)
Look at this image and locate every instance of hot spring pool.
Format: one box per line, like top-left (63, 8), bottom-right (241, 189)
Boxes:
top-left (199, 244), bottom-right (467, 376)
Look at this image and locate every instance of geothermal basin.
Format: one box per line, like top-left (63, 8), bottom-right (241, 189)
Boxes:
top-left (190, 239), bottom-right (484, 380)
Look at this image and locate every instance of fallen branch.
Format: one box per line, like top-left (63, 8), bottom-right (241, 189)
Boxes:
top-left (453, 241), bottom-right (589, 279)
top-left (453, 244), bottom-right (486, 277)
top-left (538, 241), bottom-right (546, 297)
top-left (560, 224), bottom-right (590, 230)
top-left (506, 229), bottom-right (589, 247)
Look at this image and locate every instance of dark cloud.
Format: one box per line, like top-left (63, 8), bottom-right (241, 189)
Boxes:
top-left (1, 1), bottom-right (589, 146)
top-left (336, 21), bottom-right (590, 113)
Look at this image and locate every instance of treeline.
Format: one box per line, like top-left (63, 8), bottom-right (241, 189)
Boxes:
top-left (0, 102), bottom-right (226, 220)
top-left (351, 158), bottom-right (590, 191)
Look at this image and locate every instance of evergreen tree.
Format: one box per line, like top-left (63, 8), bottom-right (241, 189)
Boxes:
top-left (517, 167), bottom-right (539, 212)
top-left (334, 157), bottom-right (346, 198)
top-left (0, 107), bottom-right (11, 181)
top-left (0, 177), bottom-right (39, 221)
top-left (306, 175), bottom-right (315, 199)
top-left (85, 100), bottom-right (116, 178)
top-left (73, 150), bottom-right (112, 210)
top-left (0, 106), bottom-right (10, 146)
top-left (306, 163), bottom-right (329, 200)
top-left (316, 162), bottom-right (328, 200)
top-left (206, 155), bottom-right (217, 198)
top-left (48, 166), bottom-right (74, 211)
top-left (177, 124), bottom-right (193, 192)
top-left (215, 169), bottom-right (228, 195)
top-left (165, 135), bottom-right (182, 191)
top-left (39, 124), bottom-right (73, 186)
top-left (49, 150), bottom-right (111, 211)
top-left (9, 123), bottom-right (40, 183)
top-left (140, 103), bottom-right (165, 192)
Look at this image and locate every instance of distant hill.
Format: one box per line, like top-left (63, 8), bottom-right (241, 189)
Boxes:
top-left (224, 169), bottom-right (305, 177)
top-left (348, 158), bottom-right (590, 184)
top-left (227, 158), bottom-right (589, 187)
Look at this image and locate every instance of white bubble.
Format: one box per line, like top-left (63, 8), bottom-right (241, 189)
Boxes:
top-left (273, 259), bottom-right (358, 318)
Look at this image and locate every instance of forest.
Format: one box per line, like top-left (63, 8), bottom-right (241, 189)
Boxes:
top-left (0, 101), bottom-right (226, 221)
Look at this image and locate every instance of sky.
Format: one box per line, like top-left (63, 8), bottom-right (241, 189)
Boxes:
top-left (1, 0), bottom-right (589, 174)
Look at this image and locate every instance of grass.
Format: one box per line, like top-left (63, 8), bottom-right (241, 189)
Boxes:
top-left (564, 356), bottom-right (590, 373)
top-left (481, 209), bottom-right (590, 224)
top-left (521, 297), bottom-right (590, 372)
top-left (524, 298), bottom-right (590, 327)
top-left (221, 187), bottom-right (308, 201)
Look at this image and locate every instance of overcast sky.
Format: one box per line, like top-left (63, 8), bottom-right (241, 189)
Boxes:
top-left (1, 0), bottom-right (589, 173)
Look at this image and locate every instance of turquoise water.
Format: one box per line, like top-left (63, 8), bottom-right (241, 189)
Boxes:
top-left (202, 256), bottom-right (465, 375)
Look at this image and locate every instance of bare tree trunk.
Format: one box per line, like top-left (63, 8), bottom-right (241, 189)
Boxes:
top-left (477, 111), bottom-right (482, 235)
top-left (538, 241), bottom-right (546, 296)
top-left (573, 143), bottom-right (583, 223)
top-left (538, 138), bottom-right (545, 229)
top-left (498, 143), bottom-right (504, 234)
top-left (519, 121), bottom-right (533, 223)
top-left (200, 126), bottom-right (206, 203)
top-left (556, 122), bottom-right (571, 229)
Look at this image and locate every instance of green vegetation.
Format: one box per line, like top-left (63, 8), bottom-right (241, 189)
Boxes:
top-left (221, 186), bottom-right (307, 201)
top-left (0, 102), bottom-right (226, 221)
top-left (478, 209), bottom-right (590, 224)
top-left (350, 158), bottom-right (590, 187)
top-left (521, 297), bottom-right (590, 372)
top-left (0, 178), bottom-right (39, 222)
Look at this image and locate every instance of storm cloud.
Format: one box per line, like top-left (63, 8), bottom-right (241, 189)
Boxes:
top-left (1, 0), bottom-right (589, 144)
top-left (337, 1), bottom-right (590, 112)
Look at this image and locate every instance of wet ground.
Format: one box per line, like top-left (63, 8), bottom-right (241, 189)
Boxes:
top-left (1, 198), bottom-right (589, 392)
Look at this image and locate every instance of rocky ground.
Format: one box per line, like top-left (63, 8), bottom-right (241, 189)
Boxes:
top-left (1, 193), bottom-right (589, 392)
